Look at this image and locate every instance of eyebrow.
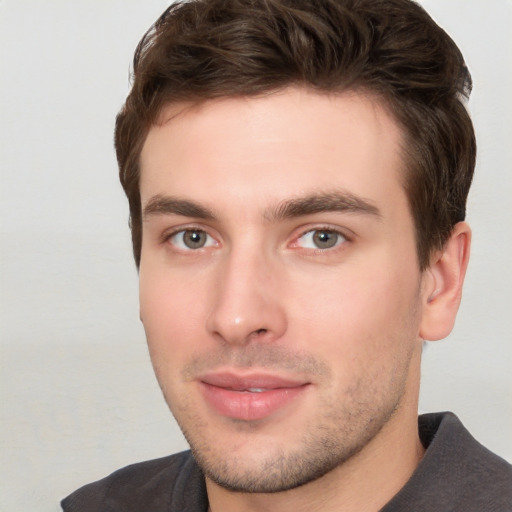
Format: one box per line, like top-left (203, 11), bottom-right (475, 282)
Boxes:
top-left (143, 195), bottom-right (215, 220)
top-left (142, 190), bottom-right (381, 222)
top-left (266, 191), bottom-right (381, 222)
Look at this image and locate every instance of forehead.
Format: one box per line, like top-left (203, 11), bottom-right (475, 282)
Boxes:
top-left (139, 87), bottom-right (406, 215)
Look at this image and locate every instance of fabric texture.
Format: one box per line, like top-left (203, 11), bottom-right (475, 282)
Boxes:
top-left (61, 412), bottom-right (512, 511)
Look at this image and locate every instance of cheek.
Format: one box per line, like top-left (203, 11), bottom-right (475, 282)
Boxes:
top-left (287, 255), bottom-right (422, 364)
top-left (139, 266), bottom-right (209, 364)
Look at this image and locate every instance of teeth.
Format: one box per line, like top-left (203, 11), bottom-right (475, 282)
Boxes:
top-left (246, 388), bottom-right (265, 393)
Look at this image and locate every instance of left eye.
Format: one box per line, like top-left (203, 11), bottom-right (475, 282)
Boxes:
top-left (296, 229), bottom-right (346, 250)
top-left (169, 229), bottom-right (216, 250)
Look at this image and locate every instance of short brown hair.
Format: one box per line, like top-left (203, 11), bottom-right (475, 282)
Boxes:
top-left (115, 0), bottom-right (475, 269)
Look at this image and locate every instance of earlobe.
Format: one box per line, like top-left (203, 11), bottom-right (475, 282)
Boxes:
top-left (419, 222), bottom-right (471, 341)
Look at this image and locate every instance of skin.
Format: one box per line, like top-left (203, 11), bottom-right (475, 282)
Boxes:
top-left (138, 87), bottom-right (470, 512)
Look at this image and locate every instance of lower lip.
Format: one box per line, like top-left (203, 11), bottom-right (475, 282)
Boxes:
top-left (200, 383), bottom-right (308, 421)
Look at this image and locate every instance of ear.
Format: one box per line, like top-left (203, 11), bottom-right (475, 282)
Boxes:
top-left (419, 222), bottom-right (471, 341)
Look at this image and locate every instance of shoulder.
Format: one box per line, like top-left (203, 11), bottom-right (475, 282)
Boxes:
top-left (384, 412), bottom-right (512, 512)
top-left (420, 412), bottom-right (512, 483)
top-left (61, 450), bottom-right (207, 512)
top-left (432, 412), bottom-right (512, 510)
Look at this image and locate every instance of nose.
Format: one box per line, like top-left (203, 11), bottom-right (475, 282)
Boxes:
top-left (206, 247), bottom-right (287, 346)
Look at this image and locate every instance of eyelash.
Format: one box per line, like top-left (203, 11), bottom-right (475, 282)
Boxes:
top-left (160, 225), bottom-right (351, 253)
top-left (161, 226), bottom-right (218, 251)
top-left (291, 226), bottom-right (350, 252)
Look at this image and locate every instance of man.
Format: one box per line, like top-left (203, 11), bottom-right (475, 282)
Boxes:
top-left (62, 0), bottom-right (512, 510)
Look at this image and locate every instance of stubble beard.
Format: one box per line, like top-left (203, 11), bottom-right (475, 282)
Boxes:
top-left (152, 324), bottom-right (418, 494)
top-left (188, 402), bottom-right (401, 493)
top-left (164, 370), bottom-right (407, 494)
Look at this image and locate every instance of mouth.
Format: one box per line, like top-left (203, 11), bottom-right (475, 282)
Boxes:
top-left (198, 371), bottom-right (311, 421)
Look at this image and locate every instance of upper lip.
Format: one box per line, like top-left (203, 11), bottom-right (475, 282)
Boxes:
top-left (199, 371), bottom-right (309, 391)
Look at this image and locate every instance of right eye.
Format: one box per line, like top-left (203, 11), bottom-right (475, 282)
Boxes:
top-left (168, 229), bottom-right (217, 250)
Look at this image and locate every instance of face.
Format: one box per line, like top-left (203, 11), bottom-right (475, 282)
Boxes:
top-left (139, 88), bottom-right (427, 493)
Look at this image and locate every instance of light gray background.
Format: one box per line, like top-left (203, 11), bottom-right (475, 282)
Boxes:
top-left (1, 1), bottom-right (511, 511)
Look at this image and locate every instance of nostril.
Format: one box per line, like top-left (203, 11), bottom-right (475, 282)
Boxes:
top-left (254, 328), bottom-right (267, 336)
